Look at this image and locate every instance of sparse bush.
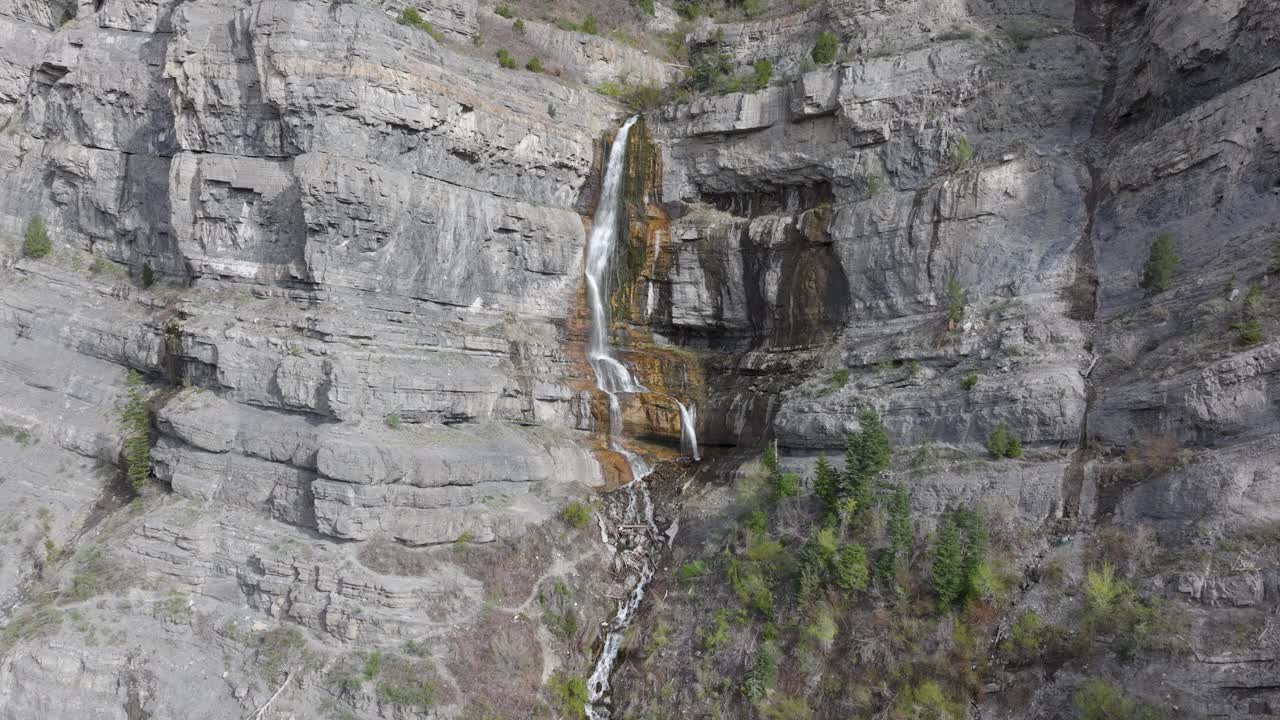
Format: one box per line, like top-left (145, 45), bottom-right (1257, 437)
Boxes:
top-left (376, 653), bottom-right (437, 708)
top-left (699, 609), bottom-right (730, 651)
top-left (23, 215), bottom-right (51, 258)
top-left (761, 695), bottom-right (813, 720)
top-left (950, 135), bottom-right (973, 170)
top-left (540, 580), bottom-right (579, 641)
top-left (811, 31), bottom-right (838, 65)
top-left (741, 0), bottom-right (764, 17)
top-left (594, 80), bottom-right (621, 97)
top-left (525, 57), bottom-right (543, 73)
top-left (548, 673), bottom-right (588, 719)
top-left (831, 368), bottom-right (849, 388)
top-left (1139, 233), bottom-right (1177, 293)
top-left (141, 262), bottom-right (154, 287)
top-left (364, 649), bottom-right (383, 679)
top-left (753, 59), bottom-right (772, 88)
top-left (1072, 679), bottom-right (1158, 720)
top-left (496, 48), bottom-right (517, 69)
top-left (512, 18), bottom-right (524, 32)
top-left (947, 278), bottom-right (965, 326)
top-left (560, 500), bottom-right (592, 528)
top-left (867, 175), bottom-right (881, 196)
top-left (677, 561), bottom-right (706, 583)
top-left (494, 4), bottom-right (514, 18)
top-left (1124, 434), bottom-right (1182, 479)
top-left (1006, 610), bottom-right (1062, 664)
top-left (1236, 318), bottom-right (1263, 346)
top-left (471, 32), bottom-right (482, 46)
top-left (960, 372), bottom-right (977, 390)
top-left (633, 0), bottom-right (655, 15)
top-left (384, 413), bottom-right (401, 429)
top-left (397, 7), bottom-right (445, 42)
top-left (580, 14), bottom-right (598, 34)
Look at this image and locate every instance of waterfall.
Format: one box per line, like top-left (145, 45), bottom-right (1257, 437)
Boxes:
top-left (676, 400), bottom-right (700, 462)
top-left (585, 116), bottom-right (644, 399)
top-left (581, 117), bottom-right (695, 718)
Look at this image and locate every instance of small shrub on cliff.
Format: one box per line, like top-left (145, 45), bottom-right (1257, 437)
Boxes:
top-left (947, 278), bottom-right (965, 326)
top-left (397, 7), bottom-right (445, 42)
top-left (950, 135), bottom-right (973, 170)
top-left (632, 0), bottom-right (656, 16)
top-left (548, 673), bottom-right (588, 718)
top-left (677, 561), bottom-right (706, 583)
top-left (811, 31), bottom-right (838, 64)
top-left (560, 500), bottom-right (592, 528)
top-left (494, 3), bottom-right (514, 18)
top-left (512, 18), bottom-right (525, 33)
top-left (525, 57), bottom-right (543, 73)
top-left (363, 650), bottom-right (382, 679)
top-left (753, 59), bottom-right (773, 88)
top-left (1072, 679), bottom-right (1162, 720)
top-left (831, 368), bottom-right (849, 389)
top-left (1236, 318), bottom-right (1263, 346)
top-left (1139, 233), bottom-right (1177, 293)
top-left (960, 372), bottom-right (978, 390)
top-left (22, 215), bottom-right (51, 258)
top-left (384, 413), bottom-right (401, 429)
top-left (581, 14), bottom-right (598, 34)
top-left (495, 48), bottom-right (517, 69)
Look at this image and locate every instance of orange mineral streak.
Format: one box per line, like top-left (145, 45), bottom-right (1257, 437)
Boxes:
top-left (567, 119), bottom-right (705, 487)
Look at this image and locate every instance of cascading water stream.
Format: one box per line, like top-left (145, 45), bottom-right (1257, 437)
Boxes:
top-left (580, 116), bottom-right (687, 719)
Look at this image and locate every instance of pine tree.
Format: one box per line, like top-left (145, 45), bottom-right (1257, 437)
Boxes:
top-left (888, 484), bottom-right (912, 554)
top-left (986, 422), bottom-right (1009, 458)
top-left (858, 409), bottom-right (892, 477)
top-left (121, 370), bottom-right (151, 490)
top-left (814, 454), bottom-right (839, 520)
top-left (842, 431), bottom-right (864, 500)
top-left (931, 517), bottom-right (964, 608)
top-left (874, 548), bottom-right (897, 593)
top-left (959, 509), bottom-right (988, 602)
top-left (834, 543), bottom-right (869, 592)
top-left (1139, 233), bottom-right (1177, 294)
top-left (22, 215), bottom-right (51, 258)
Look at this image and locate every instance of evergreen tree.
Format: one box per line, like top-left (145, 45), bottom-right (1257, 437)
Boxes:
top-left (888, 484), bottom-right (912, 554)
top-left (874, 548), bottom-right (897, 593)
top-left (931, 517), bottom-right (964, 608)
top-left (959, 509), bottom-right (988, 602)
top-left (842, 409), bottom-right (892, 520)
top-left (834, 543), bottom-right (869, 592)
top-left (1139, 233), bottom-right (1177, 293)
top-left (121, 370), bottom-right (151, 490)
top-left (814, 453), bottom-right (839, 520)
top-left (858, 409), bottom-right (892, 477)
top-left (986, 422), bottom-right (1010, 458)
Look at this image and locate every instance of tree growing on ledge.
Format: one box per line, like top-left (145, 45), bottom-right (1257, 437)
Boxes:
top-left (811, 31), bottom-right (838, 65)
top-left (1139, 233), bottom-right (1177, 294)
top-left (22, 215), bottom-right (50, 258)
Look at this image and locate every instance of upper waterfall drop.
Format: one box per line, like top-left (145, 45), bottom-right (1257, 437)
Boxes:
top-left (584, 116), bottom-right (644, 398)
top-left (582, 115), bottom-right (699, 465)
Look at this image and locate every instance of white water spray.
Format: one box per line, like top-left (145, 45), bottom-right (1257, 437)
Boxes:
top-left (676, 400), bottom-right (700, 462)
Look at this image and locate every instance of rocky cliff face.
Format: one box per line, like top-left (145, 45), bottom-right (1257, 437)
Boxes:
top-left (1, 0), bottom-right (1278, 717)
